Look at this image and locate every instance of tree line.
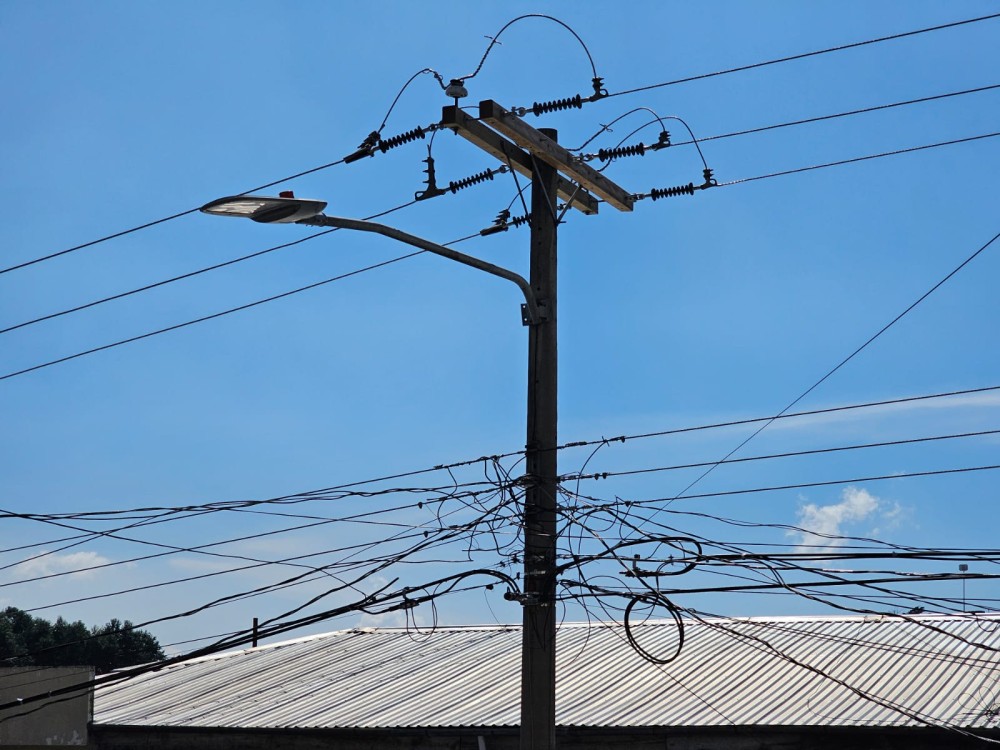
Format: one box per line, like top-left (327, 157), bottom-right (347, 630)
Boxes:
top-left (0, 607), bottom-right (164, 674)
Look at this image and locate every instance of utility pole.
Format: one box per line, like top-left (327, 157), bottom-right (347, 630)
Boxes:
top-left (204, 98), bottom-right (632, 750)
top-left (443, 100), bottom-right (632, 750)
top-left (521, 128), bottom-right (560, 750)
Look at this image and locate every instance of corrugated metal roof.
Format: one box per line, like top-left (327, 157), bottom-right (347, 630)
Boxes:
top-left (94, 614), bottom-right (1000, 730)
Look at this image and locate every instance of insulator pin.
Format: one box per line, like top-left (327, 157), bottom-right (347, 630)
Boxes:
top-left (531, 94), bottom-right (583, 117)
top-left (378, 126), bottom-right (426, 153)
top-left (648, 131), bottom-right (672, 151)
top-left (590, 77), bottom-right (608, 101)
top-left (597, 143), bottom-right (645, 162)
top-left (650, 183), bottom-right (696, 200)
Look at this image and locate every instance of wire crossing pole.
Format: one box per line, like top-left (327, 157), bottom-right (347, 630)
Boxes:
top-left (522, 128), bottom-right (560, 750)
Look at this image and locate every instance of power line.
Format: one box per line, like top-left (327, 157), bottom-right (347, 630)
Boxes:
top-left (0, 240), bottom-right (409, 381)
top-left (0, 200), bottom-right (418, 337)
top-left (594, 463), bottom-right (1000, 507)
top-left (0, 226), bottom-right (481, 382)
top-left (0, 159), bottom-right (347, 277)
top-left (567, 429), bottom-right (1000, 482)
top-left (626, 225), bottom-right (1000, 515)
top-left (717, 132), bottom-right (1000, 187)
top-left (685, 83), bottom-right (1000, 147)
top-left (558, 383), bottom-right (1000, 452)
top-left (607, 13), bottom-right (1000, 99)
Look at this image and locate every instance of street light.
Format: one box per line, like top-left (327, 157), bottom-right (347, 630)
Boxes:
top-left (204, 146), bottom-right (563, 750)
top-left (201, 194), bottom-right (541, 325)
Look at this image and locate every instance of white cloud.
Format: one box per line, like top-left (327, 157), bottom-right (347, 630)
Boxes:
top-left (790, 487), bottom-right (908, 547)
top-left (14, 550), bottom-right (112, 580)
top-left (770, 392), bottom-right (1000, 433)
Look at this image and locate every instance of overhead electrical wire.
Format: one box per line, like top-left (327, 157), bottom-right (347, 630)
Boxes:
top-left (0, 230), bottom-right (481, 382)
top-left (5, 86), bottom-right (993, 341)
top-left (2, 382), bottom-right (994, 527)
top-left (0, 199), bottom-right (419, 337)
top-left (717, 131), bottom-right (1000, 188)
top-left (605, 12), bottom-right (1000, 99)
top-left (596, 83), bottom-right (997, 157)
top-left (5, 12), bottom-right (994, 278)
top-left (570, 463), bottom-right (1000, 508)
top-left (625, 226), bottom-right (1000, 517)
top-left (0, 158), bottom-right (350, 277)
top-left (557, 383), bottom-right (1000, 453)
top-left (565, 429), bottom-right (1000, 483)
top-left (0, 567), bottom-right (520, 716)
top-left (8, 127), bottom-right (995, 385)
top-left (691, 83), bottom-right (1000, 147)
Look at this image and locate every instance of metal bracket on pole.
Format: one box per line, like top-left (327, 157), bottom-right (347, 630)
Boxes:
top-left (300, 214), bottom-right (543, 326)
top-left (441, 105), bottom-right (600, 216)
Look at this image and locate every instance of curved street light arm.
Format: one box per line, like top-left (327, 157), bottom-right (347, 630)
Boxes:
top-left (300, 214), bottom-right (541, 325)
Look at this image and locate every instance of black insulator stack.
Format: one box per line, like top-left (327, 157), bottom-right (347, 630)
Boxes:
top-left (449, 168), bottom-right (495, 194)
top-left (650, 183), bottom-right (696, 200)
top-left (377, 126), bottom-right (426, 153)
top-left (597, 143), bottom-right (645, 162)
top-left (531, 94), bottom-right (583, 117)
top-left (509, 213), bottom-right (530, 228)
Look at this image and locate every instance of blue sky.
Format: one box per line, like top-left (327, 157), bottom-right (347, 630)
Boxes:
top-left (1, 2), bottom-right (998, 652)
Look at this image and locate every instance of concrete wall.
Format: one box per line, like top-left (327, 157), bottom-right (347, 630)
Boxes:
top-left (91, 723), bottom-right (1000, 750)
top-left (0, 666), bottom-right (93, 747)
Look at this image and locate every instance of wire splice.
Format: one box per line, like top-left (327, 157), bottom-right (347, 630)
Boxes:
top-left (414, 156), bottom-right (446, 201)
top-left (378, 126), bottom-right (427, 153)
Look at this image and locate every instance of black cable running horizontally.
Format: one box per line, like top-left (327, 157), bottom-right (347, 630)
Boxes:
top-left (0, 231), bottom-right (483, 382)
top-left (718, 132), bottom-right (1000, 187)
top-left (0, 158), bottom-right (347, 276)
top-left (0, 200), bottom-right (418, 336)
top-left (690, 83), bottom-right (1000, 147)
top-left (607, 12), bottom-right (1000, 99)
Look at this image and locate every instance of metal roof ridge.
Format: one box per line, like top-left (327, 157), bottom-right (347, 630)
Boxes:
top-left (161, 612), bottom-right (1000, 665)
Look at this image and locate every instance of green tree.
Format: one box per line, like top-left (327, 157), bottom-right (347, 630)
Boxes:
top-left (0, 608), bottom-right (164, 673)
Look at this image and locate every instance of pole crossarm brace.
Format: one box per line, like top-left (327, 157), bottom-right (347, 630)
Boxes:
top-left (479, 100), bottom-right (635, 212)
top-left (441, 105), bottom-right (600, 216)
top-left (300, 214), bottom-right (543, 325)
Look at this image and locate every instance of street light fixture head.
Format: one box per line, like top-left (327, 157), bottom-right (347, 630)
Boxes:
top-left (200, 194), bottom-right (328, 224)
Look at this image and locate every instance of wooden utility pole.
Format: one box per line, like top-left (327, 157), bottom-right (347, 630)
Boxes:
top-left (443, 101), bottom-right (632, 750)
top-left (521, 128), bottom-right (560, 750)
